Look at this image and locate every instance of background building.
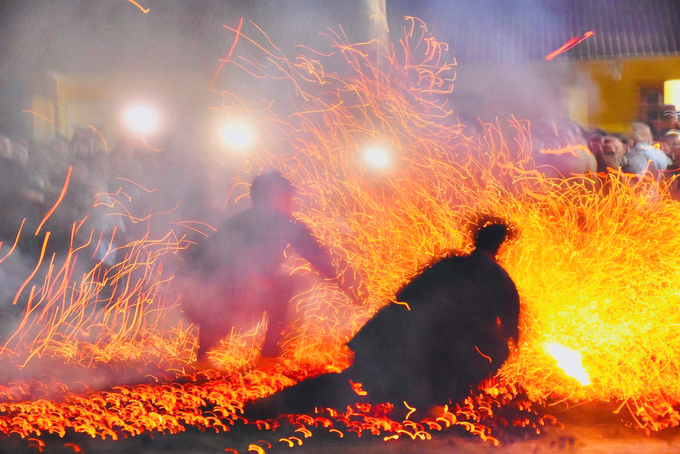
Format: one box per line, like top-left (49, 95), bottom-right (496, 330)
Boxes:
top-left (387, 0), bottom-right (680, 132)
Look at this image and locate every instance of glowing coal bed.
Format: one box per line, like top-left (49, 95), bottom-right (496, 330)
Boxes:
top-left (3, 18), bottom-right (680, 453)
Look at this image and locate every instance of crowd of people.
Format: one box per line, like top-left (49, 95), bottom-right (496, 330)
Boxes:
top-left (2, 117), bottom-right (677, 250)
top-left (0, 126), bottom-right (231, 260)
top-left (533, 118), bottom-right (680, 183)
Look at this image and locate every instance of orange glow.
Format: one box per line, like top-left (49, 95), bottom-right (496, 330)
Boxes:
top-left (122, 0), bottom-right (149, 13)
top-left (349, 380), bottom-right (368, 396)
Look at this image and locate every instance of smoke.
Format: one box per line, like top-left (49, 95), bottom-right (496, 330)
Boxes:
top-left (0, 0), bottom-right (602, 399)
top-left (384, 0), bottom-right (602, 127)
top-left (366, 0), bottom-right (388, 36)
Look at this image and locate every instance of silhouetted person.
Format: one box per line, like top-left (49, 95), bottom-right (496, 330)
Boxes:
top-left (245, 221), bottom-right (519, 418)
top-left (181, 170), bottom-right (364, 363)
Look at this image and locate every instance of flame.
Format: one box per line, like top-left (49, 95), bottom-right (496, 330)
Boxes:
top-left (543, 342), bottom-right (591, 386)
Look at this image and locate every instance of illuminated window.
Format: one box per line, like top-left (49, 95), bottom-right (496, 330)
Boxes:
top-left (640, 84), bottom-right (675, 132)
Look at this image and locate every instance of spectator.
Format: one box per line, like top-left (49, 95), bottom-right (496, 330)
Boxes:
top-left (599, 135), bottom-right (628, 172)
top-left (626, 122), bottom-right (671, 177)
top-left (0, 135), bottom-right (44, 251)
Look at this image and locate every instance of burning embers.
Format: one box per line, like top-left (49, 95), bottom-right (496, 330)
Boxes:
top-left (0, 16), bottom-right (680, 452)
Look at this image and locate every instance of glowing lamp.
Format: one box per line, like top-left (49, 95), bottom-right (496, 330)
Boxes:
top-left (664, 80), bottom-right (680, 110)
top-left (364, 145), bottom-right (391, 169)
top-left (544, 342), bottom-right (591, 386)
top-left (219, 120), bottom-right (255, 152)
top-left (123, 104), bottom-right (160, 135)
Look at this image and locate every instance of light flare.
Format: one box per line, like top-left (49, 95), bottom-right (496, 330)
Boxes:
top-left (123, 104), bottom-right (160, 135)
top-left (363, 145), bottom-right (391, 169)
top-left (219, 120), bottom-right (256, 152)
top-left (543, 342), bottom-right (591, 386)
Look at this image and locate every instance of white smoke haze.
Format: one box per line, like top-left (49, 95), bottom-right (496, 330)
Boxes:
top-left (0, 1), bottom-right (652, 452)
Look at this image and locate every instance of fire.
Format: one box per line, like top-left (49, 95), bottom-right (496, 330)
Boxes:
top-left (543, 342), bottom-right (591, 386)
top-left (0, 15), bottom-right (679, 449)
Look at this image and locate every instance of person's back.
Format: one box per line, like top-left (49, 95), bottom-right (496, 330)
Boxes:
top-left (347, 224), bottom-right (519, 407)
top-left (204, 207), bottom-right (318, 280)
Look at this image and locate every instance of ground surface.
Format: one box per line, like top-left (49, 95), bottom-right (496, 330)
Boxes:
top-left (3, 415), bottom-right (680, 454)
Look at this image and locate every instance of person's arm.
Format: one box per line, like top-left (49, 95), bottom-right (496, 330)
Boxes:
top-left (291, 222), bottom-right (367, 305)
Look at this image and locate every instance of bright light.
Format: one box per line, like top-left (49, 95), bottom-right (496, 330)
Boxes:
top-left (364, 145), bottom-right (391, 169)
top-left (123, 104), bottom-right (160, 135)
top-left (664, 80), bottom-right (680, 108)
top-left (544, 342), bottom-right (591, 386)
top-left (219, 120), bottom-right (255, 152)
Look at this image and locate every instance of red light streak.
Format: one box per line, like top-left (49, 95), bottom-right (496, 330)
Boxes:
top-left (475, 346), bottom-right (493, 363)
top-left (0, 218), bottom-right (25, 265)
top-left (114, 177), bottom-right (157, 193)
top-left (369, 15), bottom-right (390, 33)
top-left (88, 125), bottom-right (108, 151)
top-left (13, 232), bottom-right (50, 306)
top-left (546, 31), bottom-right (594, 60)
top-left (211, 17), bottom-right (244, 90)
top-left (131, 142), bottom-right (163, 151)
top-left (22, 110), bottom-right (55, 123)
top-left (35, 166), bottom-right (72, 236)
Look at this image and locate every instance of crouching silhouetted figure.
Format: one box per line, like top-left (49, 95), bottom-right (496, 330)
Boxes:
top-left (245, 221), bottom-right (519, 419)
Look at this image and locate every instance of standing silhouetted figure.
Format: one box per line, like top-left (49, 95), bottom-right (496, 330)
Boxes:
top-left (181, 170), bottom-right (364, 364)
top-left (245, 221), bottom-right (519, 418)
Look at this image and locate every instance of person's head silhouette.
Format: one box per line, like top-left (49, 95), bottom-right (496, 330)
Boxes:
top-left (250, 170), bottom-right (296, 215)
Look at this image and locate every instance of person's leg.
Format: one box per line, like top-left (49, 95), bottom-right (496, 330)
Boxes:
top-left (259, 277), bottom-right (295, 358)
top-left (260, 311), bottom-right (286, 358)
top-left (196, 321), bottom-right (230, 362)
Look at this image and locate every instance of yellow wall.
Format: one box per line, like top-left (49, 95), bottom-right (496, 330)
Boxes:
top-left (452, 55), bottom-right (680, 134)
top-left (31, 71), bottom-right (212, 143)
top-left (580, 56), bottom-right (680, 132)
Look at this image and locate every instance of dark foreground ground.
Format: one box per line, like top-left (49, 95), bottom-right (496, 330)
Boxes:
top-left (3, 408), bottom-right (680, 454)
